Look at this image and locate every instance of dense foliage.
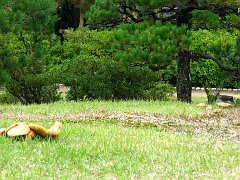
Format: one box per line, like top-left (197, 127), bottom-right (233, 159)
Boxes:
top-left (60, 56), bottom-right (157, 100)
top-left (85, 0), bottom-right (240, 103)
top-left (0, 0), bottom-right (239, 104)
top-left (0, 0), bottom-right (60, 104)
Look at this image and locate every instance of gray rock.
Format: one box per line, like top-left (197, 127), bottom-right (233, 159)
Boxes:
top-left (216, 94), bottom-right (234, 103)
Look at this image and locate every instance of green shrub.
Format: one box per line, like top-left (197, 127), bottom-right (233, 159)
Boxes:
top-left (0, 92), bottom-right (19, 104)
top-left (233, 98), bottom-right (240, 108)
top-left (60, 55), bottom-right (156, 101)
top-left (144, 82), bottom-right (175, 100)
top-left (0, 32), bottom-right (61, 104)
top-left (6, 75), bottom-right (61, 105)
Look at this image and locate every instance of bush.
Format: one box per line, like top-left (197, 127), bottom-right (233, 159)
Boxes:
top-left (0, 92), bottom-right (19, 104)
top-left (60, 55), bottom-right (157, 101)
top-left (144, 82), bottom-right (175, 100)
top-left (6, 75), bottom-right (61, 105)
top-left (233, 98), bottom-right (240, 108)
top-left (0, 32), bottom-right (61, 104)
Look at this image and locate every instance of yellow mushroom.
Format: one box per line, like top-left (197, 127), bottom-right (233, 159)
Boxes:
top-left (217, 102), bottom-right (232, 108)
top-left (24, 129), bottom-right (37, 141)
top-left (197, 103), bottom-right (206, 107)
top-left (29, 123), bottom-right (48, 137)
top-left (0, 122), bottom-right (62, 140)
top-left (47, 122), bottom-right (62, 138)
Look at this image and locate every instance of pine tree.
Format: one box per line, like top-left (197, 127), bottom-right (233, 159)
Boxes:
top-left (0, 0), bottom-right (59, 104)
top-left (87, 0), bottom-right (240, 103)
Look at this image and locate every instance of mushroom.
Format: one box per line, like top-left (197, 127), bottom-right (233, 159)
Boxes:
top-left (47, 122), bottom-right (62, 138)
top-left (0, 122), bottom-right (62, 140)
top-left (24, 129), bottom-right (37, 141)
top-left (0, 128), bottom-right (6, 136)
top-left (29, 123), bottom-right (48, 137)
top-left (217, 102), bottom-right (232, 108)
top-left (197, 103), bottom-right (206, 107)
top-left (6, 123), bottom-right (30, 137)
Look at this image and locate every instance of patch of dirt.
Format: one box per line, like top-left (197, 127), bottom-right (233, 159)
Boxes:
top-left (0, 108), bottom-right (239, 143)
top-left (191, 90), bottom-right (240, 98)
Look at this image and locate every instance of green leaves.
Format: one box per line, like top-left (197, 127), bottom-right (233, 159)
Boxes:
top-left (0, 0), bottom-right (57, 34)
top-left (191, 10), bottom-right (220, 30)
top-left (86, 0), bottom-right (122, 28)
top-left (113, 22), bottom-right (190, 66)
top-left (0, 0), bottom-right (60, 103)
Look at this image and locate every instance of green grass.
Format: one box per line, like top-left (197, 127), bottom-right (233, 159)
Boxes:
top-left (0, 99), bottom-right (239, 179)
top-left (0, 120), bottom-right (239, 179)
top-left (0, 98), bottom-right (207, 117)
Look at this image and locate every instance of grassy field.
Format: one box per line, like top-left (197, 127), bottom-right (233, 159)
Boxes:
top-left (0, 98), bottom-right (206, 117)
top-left (0, 99), bottom-right (240, 179)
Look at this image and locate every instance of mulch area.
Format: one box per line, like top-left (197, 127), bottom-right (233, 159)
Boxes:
top-left (0, 109), bottom-right (239, 143)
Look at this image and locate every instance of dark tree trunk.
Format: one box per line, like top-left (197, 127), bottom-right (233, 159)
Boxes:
top-left (55, 1), bottom-right (80, 41)
top-left (177, 50), bottom-right (192, 103)
top-left (175, 4), bottom-right (193, 103)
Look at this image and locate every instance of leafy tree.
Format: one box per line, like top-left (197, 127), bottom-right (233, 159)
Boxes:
top-left (86, 0), bottom-right (240, 103)
top-left (190, 29), bottom-right (240, 88)
top-left (0, 0), bottom-right (60, 104)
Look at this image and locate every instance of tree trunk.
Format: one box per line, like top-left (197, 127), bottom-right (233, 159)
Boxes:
top-left (79, 8), bottom-right (84, 27)
top-left (79, 0), bottom-right (84, 27)
top-left (175, 4), bottom-right (194, 103)
top-left (177, 50), bottom-right (192, 103)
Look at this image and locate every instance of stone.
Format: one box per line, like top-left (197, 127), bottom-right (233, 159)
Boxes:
top-left (213, 109), bottom-right (223, 113)
top-left (216, 94), bottom-right (233, 103)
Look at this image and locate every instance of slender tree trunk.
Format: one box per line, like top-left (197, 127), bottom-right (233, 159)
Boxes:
top-left (79, 0), bottom-right (85, 27)
top-left (79, 8), bottom-right (84, 27)
top-left (177, 50), bottom-right (192, 103)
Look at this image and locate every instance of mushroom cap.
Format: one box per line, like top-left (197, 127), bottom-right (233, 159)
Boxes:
top-left (47, 122), bottom-right (62, 138)
top-left (197, 103), bottom-right (206, 107)
top-left (217, 102), bottom-right (232, 107)
top-left (7, 123), bottom-right (30, 137)
top-left (29, 123), bottom-right (48, 137)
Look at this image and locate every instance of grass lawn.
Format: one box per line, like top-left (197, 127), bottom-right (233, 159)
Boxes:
top-left (0, 99), bottom-right (240, 179)
top-left (0, 98), bottom-right (207, 117)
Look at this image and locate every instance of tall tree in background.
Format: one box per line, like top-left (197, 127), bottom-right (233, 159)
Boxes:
top-left (0, 0), bottom-right (60, 104)
top-left (86, 0), bottom-right (240, 103)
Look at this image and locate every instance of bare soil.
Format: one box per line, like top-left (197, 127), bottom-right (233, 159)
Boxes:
top-left (59, 85), bottom-right (240, 98)
top-left (191, 90), bottom-right (240, 98)
top-left (1, 108), bottom-right (239, 143)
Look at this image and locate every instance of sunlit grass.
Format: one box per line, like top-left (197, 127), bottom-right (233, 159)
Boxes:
top-left (0, 120), bottom-right (239, 179)
top-left (0, 98), bottom-right (207, 117)
top-left (1, 98), bottom-right (239, 178)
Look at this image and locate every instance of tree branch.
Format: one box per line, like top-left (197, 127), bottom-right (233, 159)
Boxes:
top-left (20, 31), bottom-right (31, 55)
top-left (119, 2), bottom-right (143, 23)
top-left (190, 52), bottom-right (240, 79)
top-left (190, 52), bottom-right (238, 71)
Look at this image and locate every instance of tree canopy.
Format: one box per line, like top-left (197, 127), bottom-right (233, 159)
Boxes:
top-left (86, 0), bottom-right (240, 102)
top-left (0, 0), bottom-right (239, 104)
top-left (0, 0), bottom-right (60, 104)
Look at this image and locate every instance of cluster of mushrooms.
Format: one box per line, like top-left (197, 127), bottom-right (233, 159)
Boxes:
top-left (197, 101), bottom-right (233, 114)
top-left (0, 122), bottom-right (62, 140)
